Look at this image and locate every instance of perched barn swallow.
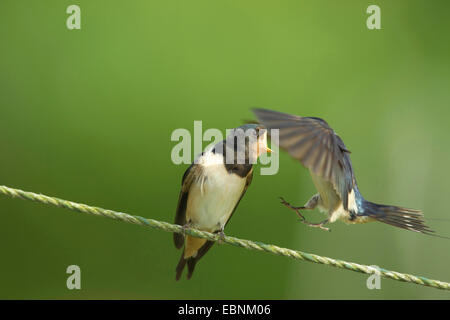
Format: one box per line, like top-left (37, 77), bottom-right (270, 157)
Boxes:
top-left (253, 108), bottom-right (435, 235)
top-left (174, 124), bottom-right (272, 280)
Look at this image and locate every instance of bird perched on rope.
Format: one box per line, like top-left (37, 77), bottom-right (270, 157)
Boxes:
top-left (174, 124), bottom-right (272, 280)
top-left (252, 108), bottom-right (435, 235)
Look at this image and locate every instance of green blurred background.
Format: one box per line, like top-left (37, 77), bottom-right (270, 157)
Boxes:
top-left (1, 0), bottom-right (449, 299)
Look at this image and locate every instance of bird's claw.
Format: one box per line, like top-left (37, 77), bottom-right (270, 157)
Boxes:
top-left (280, 197), bottom-right (330, 232)
top-left (279, 197), bottom-right (304, 211)
top-left (296, 218), bottom-right (330, 231)
top-left (182, 222), bottom-right (191, 236)
top-left (280, 197), bottom-right (306, 220)
top-left (217, 230), bottom-right (226, 244)
top-left (305, 221), bottom-right (331, 232)
top-left (279, 196), bottom-right (288, 205)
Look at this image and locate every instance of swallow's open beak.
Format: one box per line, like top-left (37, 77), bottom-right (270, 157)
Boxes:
top-left (257, 130), bottom-right (273, 156)
top-left (257, 142), bottom-right (273, 156)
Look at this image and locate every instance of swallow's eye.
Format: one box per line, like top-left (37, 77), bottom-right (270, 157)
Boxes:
top-left (255, 126), bottom-right (265, 137)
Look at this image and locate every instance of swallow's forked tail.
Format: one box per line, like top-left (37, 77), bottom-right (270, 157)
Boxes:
top-left (175, 250), bottom-right (188, 281)
top-left (175, 248), bottom-right (201, 281)
top-left (362, 200), bottom-right (443, 236)
top-left (175, 237), bottom-right (215, 281)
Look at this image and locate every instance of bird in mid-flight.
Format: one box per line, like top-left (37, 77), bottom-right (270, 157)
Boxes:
top-left (174, 124), bottom-right (272, 280)
top-left (253, 108), bottom-right (435, 235)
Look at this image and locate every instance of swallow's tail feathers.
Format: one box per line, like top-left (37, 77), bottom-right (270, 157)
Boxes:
top-left (175, 250), bottom-right (187, 281)
top-left (363, 201), bottom-right (435, 235)
top-left (175, 239), bottom-right (215, 281)
top-left (174, 191), bottom-right (188, 249)
top-left (174, 230), bottom-right (185, 249)
top-left (186, 258), bottom-right (198, 280)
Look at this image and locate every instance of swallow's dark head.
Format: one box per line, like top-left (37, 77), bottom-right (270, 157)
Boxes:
top-left (224, 124), bottom-right (272, 164)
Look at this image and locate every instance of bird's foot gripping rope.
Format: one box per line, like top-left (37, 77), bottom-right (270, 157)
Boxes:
top-left (216, 230), bottom-right (227, 244)
top-left (0, 185), bottom-right (449, 291)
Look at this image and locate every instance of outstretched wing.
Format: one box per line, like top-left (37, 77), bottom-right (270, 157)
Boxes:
top-left (173, 163), bottom-right (204, 248)
top-left (252, 108), bottom-right (356, 210)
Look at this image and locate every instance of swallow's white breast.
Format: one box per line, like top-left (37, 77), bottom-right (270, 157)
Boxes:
top-left (309, 171), bottom-right (341, 213)
top-left (186, 151), bottom-right (248, 232)
top-left (309, 170), bottom-right (359, 223)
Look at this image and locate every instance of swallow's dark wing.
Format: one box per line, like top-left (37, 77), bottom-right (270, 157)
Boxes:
top-left (252, 108), bottom-right (355, 210)
top-left (173, 163), bottom-right (203, 249)
top-left (225, 169), bottom-right (253, 228)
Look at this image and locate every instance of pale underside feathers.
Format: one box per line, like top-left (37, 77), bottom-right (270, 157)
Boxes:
top-left (174, 146), bottom-right (254, 280)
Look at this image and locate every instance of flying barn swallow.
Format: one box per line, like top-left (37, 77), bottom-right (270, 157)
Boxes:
top-left (253, 108), bottom-right (435, 235)
top-left (174, 124), bottom-right (272, 280)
